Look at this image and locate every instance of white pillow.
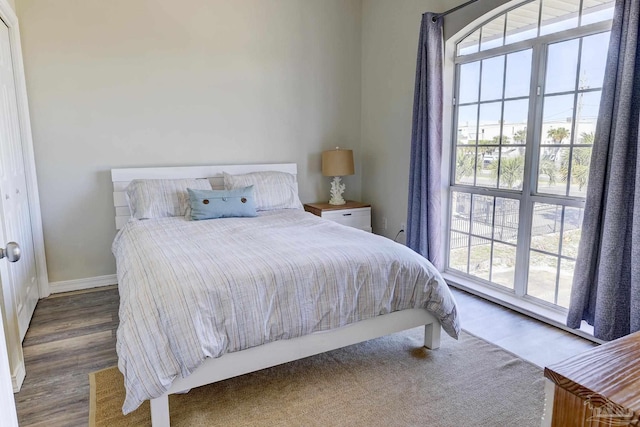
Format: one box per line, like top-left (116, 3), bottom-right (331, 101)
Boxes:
top-left (223, 171), bottom-right (303, 211)
top-left (126, 178), bottom-right (212, 219)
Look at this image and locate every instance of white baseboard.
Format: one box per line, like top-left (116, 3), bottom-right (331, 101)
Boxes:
top-left (12, 359), bottom-right (24, 392)
top-left (49, 274), bottom-right (118, 294)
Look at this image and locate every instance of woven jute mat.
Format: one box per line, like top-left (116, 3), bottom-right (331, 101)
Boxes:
top-left (89, 329), bottom-right (544, 427)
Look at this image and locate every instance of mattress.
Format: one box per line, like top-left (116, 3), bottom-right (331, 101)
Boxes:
top-left (112, 209), bottom-right (460, 414)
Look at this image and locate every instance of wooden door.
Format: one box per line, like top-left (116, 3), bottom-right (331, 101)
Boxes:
top-left (0, 20), bottom-right (38, 342)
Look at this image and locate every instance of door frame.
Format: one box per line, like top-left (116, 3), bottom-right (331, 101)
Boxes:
top-left (0, 0), bottom-right (49, 299)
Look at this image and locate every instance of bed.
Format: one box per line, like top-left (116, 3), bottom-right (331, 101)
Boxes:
top-left (111, 163), bottom-right (460, 427)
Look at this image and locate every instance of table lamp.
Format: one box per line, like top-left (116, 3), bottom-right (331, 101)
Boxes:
top-left (322, 147), bottom-right (354, 205)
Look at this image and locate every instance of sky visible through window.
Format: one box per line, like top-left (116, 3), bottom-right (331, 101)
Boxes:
top-left (458, 33), bottom-right (607, 132)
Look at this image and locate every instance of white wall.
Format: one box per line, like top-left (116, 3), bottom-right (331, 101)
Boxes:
top-left (17, 0), bottom-right (363, 283)
top-left (15, 0), bottom-right (515, 283)
top-left (360, 0), bottom-right (451, 241)
top-left (360, 0), bottom-right (511, 243)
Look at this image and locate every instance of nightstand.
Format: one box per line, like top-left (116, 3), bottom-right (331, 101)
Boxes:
top-left (304, 201), bottom-right (372, 232)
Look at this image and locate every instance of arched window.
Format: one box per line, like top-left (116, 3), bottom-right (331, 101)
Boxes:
top-left (446, 0), bottom-right (614, 311)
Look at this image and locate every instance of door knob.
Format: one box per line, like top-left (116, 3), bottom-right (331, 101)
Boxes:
top-left (0, 242), bottom-right (21, 262)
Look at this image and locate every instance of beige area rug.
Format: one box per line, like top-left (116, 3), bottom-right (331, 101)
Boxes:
top-left (89, 330), bottom-right (545, 427)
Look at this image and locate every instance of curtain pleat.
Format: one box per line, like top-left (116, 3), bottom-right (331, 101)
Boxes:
top-left (407, 13), bottom-right (444, 270)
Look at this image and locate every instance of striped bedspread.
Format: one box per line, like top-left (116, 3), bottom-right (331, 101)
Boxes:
top-left (113, 209), bottom-right (460, 414)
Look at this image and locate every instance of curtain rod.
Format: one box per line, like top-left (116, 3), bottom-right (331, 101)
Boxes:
top-left (431, 0), bottom-right (480, 22)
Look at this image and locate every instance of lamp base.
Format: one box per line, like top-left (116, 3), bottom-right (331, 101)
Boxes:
top-left (328, 176), bottom-right (346, 205)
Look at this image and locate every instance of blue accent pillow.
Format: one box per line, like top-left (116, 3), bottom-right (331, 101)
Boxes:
top-left (187, 186), bottom-right (257, 220)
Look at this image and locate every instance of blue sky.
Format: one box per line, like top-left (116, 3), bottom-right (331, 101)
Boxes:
top-left (456, 31), bottom-right (609, 136)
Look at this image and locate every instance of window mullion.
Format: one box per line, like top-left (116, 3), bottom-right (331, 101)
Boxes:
top-left (473, 60), bottom-right (484, 186)
top-left (513, 42), bottom-right (546, 298)
top-left (445, 63), bottom-right (463, 274)
top-left (565, 37), bottom-right (586, 197)
top-left (450, 63), bottom-right (462, 188)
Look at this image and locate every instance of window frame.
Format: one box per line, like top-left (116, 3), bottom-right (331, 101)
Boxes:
top-left (445, 8), bottom-right (613, 314)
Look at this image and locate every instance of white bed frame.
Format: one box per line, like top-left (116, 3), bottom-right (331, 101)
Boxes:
top-left (111, 163), bottom-right (443, 427)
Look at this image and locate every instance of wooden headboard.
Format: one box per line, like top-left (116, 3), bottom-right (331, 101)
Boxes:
top-left (111, 163), bottom-right (298, 230)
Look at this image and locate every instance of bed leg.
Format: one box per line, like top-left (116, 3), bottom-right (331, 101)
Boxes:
top-left (150, 394), bottom-right (170, 427)
top-left (424, 322), bottom-right (441, 350)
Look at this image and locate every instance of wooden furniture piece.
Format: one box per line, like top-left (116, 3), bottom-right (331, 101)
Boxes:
top-left (542, 331), bottom-right (640, 427)
top-left (111, 164), bottom-right (443, 427)
top-left (304, 201), bottom-right (372, 232)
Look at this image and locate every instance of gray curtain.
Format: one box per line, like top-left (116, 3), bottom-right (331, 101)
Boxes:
top-left (407, 13), bottom-right (444, 270)
top-left (567, 0), bottom-right (640, 341)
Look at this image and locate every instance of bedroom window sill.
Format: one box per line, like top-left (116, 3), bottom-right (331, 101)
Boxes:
top-left (442, 272), bottom-right (602, 344)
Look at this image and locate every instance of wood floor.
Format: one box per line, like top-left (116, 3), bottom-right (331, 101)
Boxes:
top-left (14, 286), bottom-right (119, 427)
top-left (450, 288), bottom-right (597, 367)
top-left (13, 285), bottom-right (595, 426)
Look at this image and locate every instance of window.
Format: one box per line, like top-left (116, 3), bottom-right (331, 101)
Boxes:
top-left (447, 0), bottom-right (614, 311)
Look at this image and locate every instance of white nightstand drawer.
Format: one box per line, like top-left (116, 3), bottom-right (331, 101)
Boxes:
top-left (322, 207), bottom-right (371, 231)
top-left (304, 201), bottom-right (372, 232)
